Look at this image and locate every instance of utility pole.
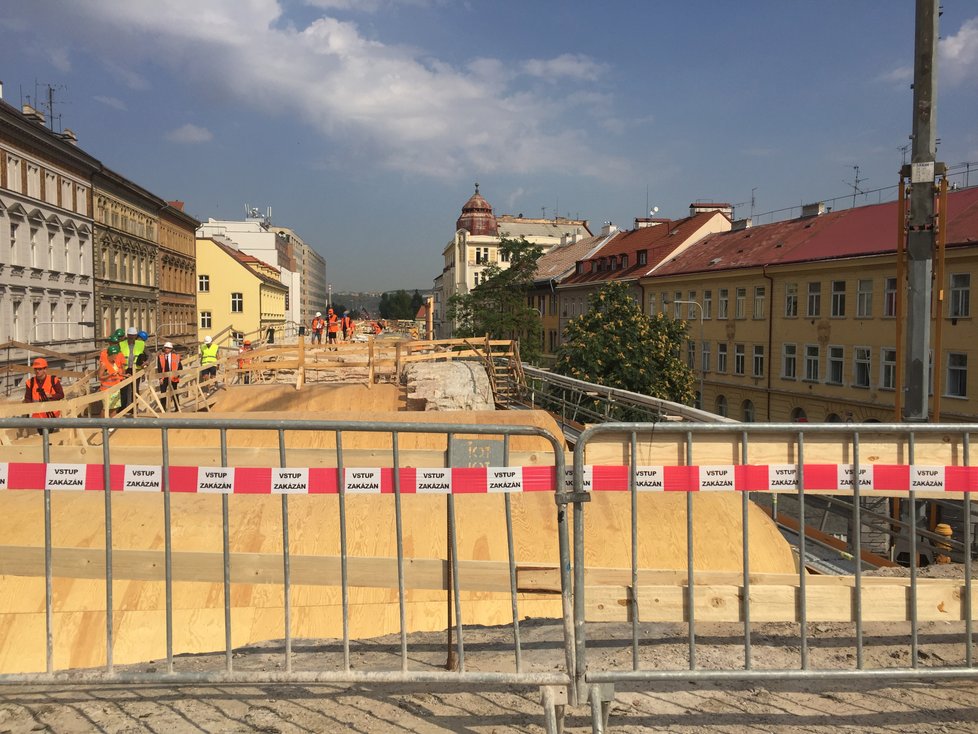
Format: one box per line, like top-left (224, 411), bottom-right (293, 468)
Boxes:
top-left (903, 0), bottom-right (942, 422)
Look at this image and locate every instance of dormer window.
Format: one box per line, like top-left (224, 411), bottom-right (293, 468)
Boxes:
top-left (637, 250), bottom-right (647, 266)
top-left (621, 254), bottom-right (629, 269)
top-left (575, 261), bottom-right (583, 275)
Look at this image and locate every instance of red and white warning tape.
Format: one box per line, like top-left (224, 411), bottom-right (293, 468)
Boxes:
top-left (0, 462), bottom-right (973, 495)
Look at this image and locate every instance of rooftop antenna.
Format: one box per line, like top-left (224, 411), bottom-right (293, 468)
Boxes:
top-left (38, 82), bottom-right (66, 130)
top-left (899, 141), bottom-right (912, 166)
top-left (843, 165), bottom-right (867, 208)
top-left (541, 206), bottom-right (546, 219)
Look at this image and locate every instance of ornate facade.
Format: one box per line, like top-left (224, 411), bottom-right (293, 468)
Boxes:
top-left (158, 201), bottom-right (198, 347)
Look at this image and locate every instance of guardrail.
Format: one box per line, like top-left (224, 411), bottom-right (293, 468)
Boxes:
top-left (571, 422), bottom-right (977, 732)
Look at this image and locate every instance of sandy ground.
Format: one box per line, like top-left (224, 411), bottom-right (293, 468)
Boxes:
top-left (0, 618), bottom-right (976, 733)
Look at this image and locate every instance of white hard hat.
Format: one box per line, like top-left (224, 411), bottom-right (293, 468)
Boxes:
top-left (204, 336), bottom-right (212, 344)
top-left (126, 327), bottom-right (138, 336)
top-left (163, 341), bottom-right (174, 349)
top-left (316, 311), bottom-right (322, 317)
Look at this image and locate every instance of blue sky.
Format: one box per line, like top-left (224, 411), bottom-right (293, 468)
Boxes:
top-left (2, 1), bottom-right (976, 292)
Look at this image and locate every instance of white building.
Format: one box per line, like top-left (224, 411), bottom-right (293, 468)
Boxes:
top-left (434, 185), bottom-right (591, 338)
top-left (0, 100), bottom-right (99, 368)
top-left (271, 225), bottom-right (327, 325)
top-left (197, 209), bottom-right (303, 329)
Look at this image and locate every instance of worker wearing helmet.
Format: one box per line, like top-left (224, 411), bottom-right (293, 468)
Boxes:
top-left (23, 357), bottom-right (64, 427)
top-left (98, 343), bottom-right (126, 416)
top-left (118, 327), bottom-right (147, 415)
top-left (237, 339), bottom-right (254, 384)
top-left (200, 335), bottom-right (220, 382)
top-left (311, 312), bottom-right (325, 345)
top-left (326, 308), bottom-right (339, 349)
top-left (157, 342), bottom-right (182, 411)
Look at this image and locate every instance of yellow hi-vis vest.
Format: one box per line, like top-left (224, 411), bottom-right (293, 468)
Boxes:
top-left (200, 342), bottom-right (220, 365)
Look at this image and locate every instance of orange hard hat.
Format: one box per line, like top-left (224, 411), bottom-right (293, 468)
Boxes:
top-left (243, 340), bottom-right (251, 346)
top-left (32, 358), bottom-right (48, 369)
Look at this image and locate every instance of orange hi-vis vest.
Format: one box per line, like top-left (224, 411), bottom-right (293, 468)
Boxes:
top-left (327, 314), bottom-right (339, 334)
top-left (342, 315), bottom-right (353, 332)
top-left (27, 374), bottom-right (62, 418)
top-left (99, 350), bottom-right (126, 389)
top-left (311, 316), bottom-right (325, 333)
top-left (158, 352), bottom-right (182, 383)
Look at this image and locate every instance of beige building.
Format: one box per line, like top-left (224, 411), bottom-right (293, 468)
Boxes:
top-left (644, 188), bottom-right (978, 422)
top-left (195, 237), bottom-right (287, 344)
top-left (434, 185), bottom-right (591, 338)
top-left (157, 201), bottom-right (199, 347)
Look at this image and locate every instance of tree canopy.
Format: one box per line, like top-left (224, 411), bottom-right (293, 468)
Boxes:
top-left (553, 281), bottom-right (694, 405)
top-left (447, 236), bottom-right (543, 363)
top-left (379, 290), bottom-right (419, 320)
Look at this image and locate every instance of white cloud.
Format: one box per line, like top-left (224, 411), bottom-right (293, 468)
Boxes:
top-left (30, 0), bottom-right (627, 181)
top-left (94, 95), bottom-right (127, 111)
top-left (506, 188), bottom-right (526, 211)
top-left (165, 123), bottom-right (213, 144)
top-left (878, 65), bottom-right (912, 86)
top-left (940, 16), bottom-right (978, 86)
top-left (523, 54), bottom-right (608, 82)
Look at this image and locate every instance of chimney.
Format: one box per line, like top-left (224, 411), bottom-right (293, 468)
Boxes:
top-left (60, 128), bottom-right (78, 145)
top-left (689, 202), bottom-right (733, 218)
top-left (21, 104), bottom-right (45, 125)
top-left (801, 202), bottom-right (825, 218)
top-left (601, 222), bottom-right (618, 236)
top-left (731, 218), bottom-right (753, 231)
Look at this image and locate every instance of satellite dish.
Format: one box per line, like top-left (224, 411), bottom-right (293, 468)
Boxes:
top-left (650, 206), bottom-right (659, 216)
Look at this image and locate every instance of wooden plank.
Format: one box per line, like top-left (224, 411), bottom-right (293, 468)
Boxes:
top-left (0, 545), bottom-right (513, 592)
top-left (586, 582), bottom-right (978, 623)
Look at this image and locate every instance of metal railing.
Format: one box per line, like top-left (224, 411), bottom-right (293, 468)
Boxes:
top-left (572, 422), bottom-right (977, 732)
top-left (0, 416), bottom-right (575, 731)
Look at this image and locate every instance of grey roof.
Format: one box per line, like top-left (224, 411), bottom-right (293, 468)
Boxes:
top-left (533, 231), bottom-right (619, 284)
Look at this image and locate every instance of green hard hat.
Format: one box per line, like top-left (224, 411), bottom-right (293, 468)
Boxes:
top-left (111, 328), bottom-right (126, 340)
top-left (107, 344), bottom-right (121, 356)
top-left (108, 334), bottom-right (121, 344)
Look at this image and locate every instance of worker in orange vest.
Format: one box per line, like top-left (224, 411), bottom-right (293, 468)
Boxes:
top-left (98, 343), bottom-right (126, 416)
top-left (23, 357), bottom-right (64, 430)
top-left (326, 308), bottom-right (339, 349)
top-left (341, 311), bottom-right (353, 341)
top-left (157, 342), bottom-right (182, 411)
top-left (237, 340), bottom-right (254, 384)
top-left (310, 311), bottom-right (325, 344)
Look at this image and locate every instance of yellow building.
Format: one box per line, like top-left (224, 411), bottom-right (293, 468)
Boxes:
top-left (643, 187), bottom-right (978, 422)
top-left (195, 237), bottom-right (287, 344)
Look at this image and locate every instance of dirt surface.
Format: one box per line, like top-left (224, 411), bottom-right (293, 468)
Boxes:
top-left (1, 618), bottom-right (976, 733)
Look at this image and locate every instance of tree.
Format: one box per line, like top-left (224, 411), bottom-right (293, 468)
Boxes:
top-left (553, 281), bottom-right (694, 405)
top-left (379, 290), bottom-right (415, 319)
top-left (447, 237), bottom-right (543, 363)
top-left (410, 290), bottom-right (424, 315)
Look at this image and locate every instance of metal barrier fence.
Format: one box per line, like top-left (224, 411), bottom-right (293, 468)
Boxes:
top-left (0, 416), bottom-right (575, 732)
top-left (573, 422), bottom-right (977, 732)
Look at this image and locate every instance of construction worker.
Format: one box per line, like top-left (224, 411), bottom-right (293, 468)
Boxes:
top-left (311, 311), bottom-right (325, 344)
top-left (341, 311), bottom-right (353, 341)
top-left (23, 357), bottom-right (64, 431)
top-left (200, 335), bottom-right (220, 382)
top-left (237, 340), bottom-right (254, 384)
top-left (118, 327), bottom-right (147, 414)
top-left (98, 342), bottom-right (126, 416)
top-left (327, 308), bottom-right (339, 348)
top-left (157, 342), bottom-right (182, 411)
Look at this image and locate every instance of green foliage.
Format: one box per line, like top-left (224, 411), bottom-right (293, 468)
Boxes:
top-left (410, 290), bottom-right (424, 314)
top-left (379, 290), bottom-right (416, 319)
top-left (553, 281), bottom-right (695, 406)
top-left (447, 237), bottom-right (543, 363)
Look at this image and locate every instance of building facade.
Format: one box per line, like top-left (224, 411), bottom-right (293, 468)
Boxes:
top-left (157, 201), bottom-right (198, 348)
top-left (272, 225), bottom-right (327, 325)
top-left (0, 101), bottom-right (99, 368)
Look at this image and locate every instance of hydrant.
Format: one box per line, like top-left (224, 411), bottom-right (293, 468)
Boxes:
top-left (934, 523), bottom-right (953, 564)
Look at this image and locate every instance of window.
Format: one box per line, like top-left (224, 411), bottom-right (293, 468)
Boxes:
top-left (674, 292), bottom-right (682, 319)
top-left (831, 280), bottom-right (846, 317)
top-left (198, 274), bottom-right (210, 292)
top-left (701, 341), bottom-right (711, 373)
top-left (718, 288), bottom-right (729, 319)
top-left (637, 250), bottom-right (647, 266)
top-left (475, 246), bottom-right (489, 264)
top-left (734, 344), bottom-right (745, 375)
top-left (884, 277), bottom-right (897, 317)
top-left (686, 341), bottom-right (695, 368)
top-left (231, 292), bottom-right (244, 313)
top-left (807, 282), bottom-right (821, 317)
top-left (500, 249), bottom-right (510, 263)
top-left (782, 343), bottom-right (797, 379)
top-left (200, 311), bottom-right (212, 329)
top-left (688, 291), bottom-right (696, 319)
top-left (785, 283), bottom-right (798, 317)
top-left (742, 400), bottom-right (755, 423)
top-left (753, 286), bottom-right (765, 319)
top-left (735, 288), bottom-right (746, 319)
top-left (716, 395), bottom-right (728, 418)
top-left (753, 345), bottom-right (765, 377)
top-left (828, 346), bottom-right (844, 384)
top-left (620, 254), bottom-right (628, 269)
top-left (950, 273), bottom-right (971, 317)
top-left (947, 353), bottom-right (968, 397)
top-left (857, 279), bottom-right (873, 318)
top-left (648, 294), bottom-right (656, 314)
top-left (881, 348), bottom-right (897, 390)
top-left (473, 271), bottom-right (482, 287)
top-left (854, 347), bottom-right (871, 388)
top-left (805, 345), bottom-right (820, 381)
top-left (702, 290), bottom-right (712, 319)
top-left (717, 343), bottom-right (728, 373)
top-left (575, 262), bottom-right (583, 275)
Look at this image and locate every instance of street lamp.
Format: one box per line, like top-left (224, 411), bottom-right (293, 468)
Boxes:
top-left (665, 299), bottom-right (704, 409)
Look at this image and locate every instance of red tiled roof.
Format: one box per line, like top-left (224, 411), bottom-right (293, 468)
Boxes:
top-left (653, 186), bottom-right (978, 277)
top-left (560, 211), bottom-right (726, 286)
top-left (533, 232), bottom-right (618, 284)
